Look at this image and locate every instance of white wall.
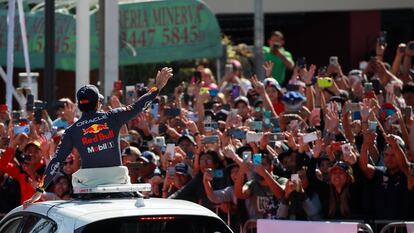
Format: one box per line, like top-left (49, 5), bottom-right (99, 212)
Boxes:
top-left (202, 0), bottom-right (414, 14)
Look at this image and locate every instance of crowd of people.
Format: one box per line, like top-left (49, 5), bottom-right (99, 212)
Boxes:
top-left (0, 30), bottom-right (414, 232)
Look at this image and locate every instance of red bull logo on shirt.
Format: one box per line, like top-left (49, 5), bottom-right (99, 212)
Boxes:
top-left (82, 123), bottom-right (110, 135)
top-left (81, 123), bottom-right (115, 145)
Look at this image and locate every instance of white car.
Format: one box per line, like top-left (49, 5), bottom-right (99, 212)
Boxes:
top-left (0, 185), bottom-right (233, 233)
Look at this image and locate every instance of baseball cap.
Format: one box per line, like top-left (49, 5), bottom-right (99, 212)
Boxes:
top-left (178, 132), bottom-right (197, 146)
top-left (122, 146), bottom-right (141, 157)
top-left (137, 151), bottom-right (157, 165)
top-left (24, 140), bottom-right (41, 151)
top-left (263, 78), bottom-right (283, 93)
top-left (175, 163), bottom-right (191, 176)
top-left (77, 85), bottom-right (100, 106)
top-left (234, 96), bottom-right (249, 107)
top-left (215, 110), bottom-right (229, 122)
top-left (329, 161), bottom-right (354, 182)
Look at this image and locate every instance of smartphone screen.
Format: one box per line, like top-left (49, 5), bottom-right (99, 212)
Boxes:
top-left (231, 85), bottom-right (241, 98)
top-left (151, 103), bottom-right (159, 119)
top-left (253, 153), bottom-right (262, 165)
top-left (303, 132), bottom-right (318, 143)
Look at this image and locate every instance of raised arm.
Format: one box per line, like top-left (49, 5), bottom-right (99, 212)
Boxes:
top-left (111, 67), bottom-right (173, 125)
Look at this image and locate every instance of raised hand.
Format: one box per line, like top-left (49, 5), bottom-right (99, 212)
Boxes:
top-left (156, 67), bottom-right (173, 90)
top-left (263, 61), bottom-right (274, 77)
top-left (250, 74), bottom-right (266, 95)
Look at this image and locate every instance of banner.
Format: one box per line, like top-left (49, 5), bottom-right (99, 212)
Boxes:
top-left (0, 0), bottom-right (222, 71)
top-left (257, 219), bottom-right (358, 233)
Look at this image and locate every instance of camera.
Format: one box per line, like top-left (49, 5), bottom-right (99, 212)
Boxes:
top-left (317, 77), bottom-right (333, 88)
top-left (273, 43), bottom-right (281, 50)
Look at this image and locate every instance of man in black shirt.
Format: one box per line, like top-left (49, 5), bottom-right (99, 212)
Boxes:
top-left (0, 170), bottom-right (20, 217)
top-left (359, 132), bottom-right (411, 219)
top-left (24, 67), bottom-right (173, 207)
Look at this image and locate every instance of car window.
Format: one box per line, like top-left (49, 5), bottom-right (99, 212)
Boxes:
top-left (0, 216), bottom-right (23, 233)
top-left (77, 215), bottom-right (232, 233)
top-left (20, 215), bottom-right (57, 233)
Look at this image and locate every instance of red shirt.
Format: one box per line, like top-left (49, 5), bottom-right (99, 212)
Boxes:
top-left (273, 101), bottom-right (285, 115)
top-left (0, 148), bottom-right (43, 204)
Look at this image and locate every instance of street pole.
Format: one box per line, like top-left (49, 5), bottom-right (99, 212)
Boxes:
top-left (254, 0), bottom-right (264, 80)
top-left (104, 0), bottom-right (119, 98)
top-left (98, 0), bottom-right (105, 95)
top-left (44, 0), bottom-right (55, 114)
top-left (76, 0), bottom-right (90, 97)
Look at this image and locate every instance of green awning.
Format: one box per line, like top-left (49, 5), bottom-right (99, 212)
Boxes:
top-left (0, 0), bottom-right (222, 71)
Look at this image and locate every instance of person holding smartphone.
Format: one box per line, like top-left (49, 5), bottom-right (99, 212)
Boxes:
top-left (263, 31), bottom-right (294, 84)
top-left (24, 67), bottom-right (173, 208)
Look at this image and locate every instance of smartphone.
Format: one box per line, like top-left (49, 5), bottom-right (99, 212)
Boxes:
top-left (379, 31), bottom-right (387, 45)
top-left (231, 85), bottom-right (241, 98)
top-left (242, 151), bottom-right (252, 162)
top-left (150, 103), bottom-right (159, 119)
top-left (297, 57), bottom-right (306, 69)
top-left (225, 64), bottom-right (233, 74)
top-left (154, 136), bottom-right (166, 147)
top-left (368, 120), bottom-right (378, 132)
top-left (253, 153), bottom-right (262, 165)
top-left (228, 128), bottom-right (246, 140)
top-left (204, 121), bottom-right (218, 132)
top-left (246, 132), bottom-right (263, 143)
top-left (13, 124), bottom-right (30, 135)
top-left (34, 101), bottom-right (46, 124)
top-left (209, 89), bottom-right (218, 97)
top-left (125, 85), bottom-right (136, 105)
top-left (250, 121), bottom-right (263, 131)
top-left (166, 144), bottom-right (175, 160)
top-left (303, 132), bottom-right (318, 143)
top-left (213, 169), bottom-right (224, 178)
top-left (286, 84), bottom-right (300, 92)
top-left (165, 108), bottom-right (181, 118)
top-left (341, 143), bottom-right (353, 156)
top-left (404, 106), bottom-right (412, 119)
top-left (270, 118), bottom-right (280, 132)
top-left (202, 135), bottom-right (219, 144)
top-left (167, 167), bottom-right (175, 176)
top-left (273, 43), bottom-right (281, 50)
top-left (263, 111), bottom-right (272, 128)
top-left (291, 174), bottom-right (301, 183)
top-left (26, 94), bottom-right (34, 111)
top-left (329, 56), bottom-right (339, 66)
top-left (364, 82), bottom-right (373, 92)
top-left (317, 78), bottom-right (333, 88)
top-left (270, 132), bottom-right (284, 141)
top-left (351, 111), bottom-right (361, 120)
top-left (113, 80), bottom-right (122, 90)
top-left (12, 111), bottom-right (21, 122)
top-left (187, 111), bottom-right (199, 122)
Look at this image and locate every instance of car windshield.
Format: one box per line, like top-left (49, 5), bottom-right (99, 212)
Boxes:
top-left (76, 215), bottom-right (232, 233)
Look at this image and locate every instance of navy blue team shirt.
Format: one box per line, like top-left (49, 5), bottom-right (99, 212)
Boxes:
top-left (41, 88), bottom-right (158, 189)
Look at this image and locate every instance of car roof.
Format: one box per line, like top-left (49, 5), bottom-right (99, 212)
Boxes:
top-left (7, 198), bottom-right (219, 229)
